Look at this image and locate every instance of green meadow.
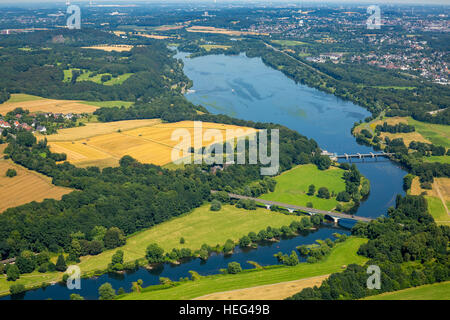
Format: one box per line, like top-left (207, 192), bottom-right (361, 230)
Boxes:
top-left (0, 204), bottom-right (306, 295)
top-left (79, 100), bottom-right (134, 108)
top-left (76, 204), bottom-right (304, 274)
top-left (424, 156), bottom-right (450, 164)
top-left (408, 117), bottom-right (450, 149)
top-left (426, 196), bottom-right (450, 226)
top-left (365, 281), bottom-right (450, 300)
top-left (119, 237), bottom-right (368, 300)
top-left (63, 68), bottom-right (133, 86)
top-left (271, 40), bottom-right (308, 46)
top-left (4, 93), bottom-right (44, 103)
top-left (260, 164), bottom-right (347, 211)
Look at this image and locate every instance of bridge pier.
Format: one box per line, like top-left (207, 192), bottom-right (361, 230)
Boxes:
top-left (287, 208), bottom-right (295, 213)
top-left (332, 216), bottom-right (340, 224)
top-left (265, 204), bottom-right (272, 210)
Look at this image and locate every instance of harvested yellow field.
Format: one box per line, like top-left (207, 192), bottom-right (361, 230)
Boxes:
top-left (381, 131), bottom-right (430, 146)
top-left (43, 119), bottom-right (161, 141)
top-left (436, 178), bottom-right (450, 201)
top-left (0, 98), bottom-right (99, 114)
top-left (369, 116), bottom-right (408, 129)
top-left (369, 117), bottom-right (431, 146)
top-left (46, 120), bottom-right (257, 167)
top-left (410, 177), bottom-right (450, 200)
top-left (195, 275), bottom-right (329, 300)
top-left (154, 25), bottom-right (185, 31)
top-left (82, 45), bottom-right (134, 52)
top-left (187, 26), bottom-right (268, 36)
top-left (0, 159), bottom-right (72, 213)
top-left (137, 33), bottom-right (171, 39)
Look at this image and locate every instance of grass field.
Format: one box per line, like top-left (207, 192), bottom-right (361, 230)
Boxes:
top-left (363, 116), bottom-right (449, 149)
top-left (0, 158), bottom-right (72, 213)
top-left (0, 204), bottom-right (308, 295)
top-left (195, 274), bottom-right (329, 300)
top-left (425, 196), bottom-right (450, 226)
top-left (364, 281), bottom-right (450, 300)
top-left (119, 237), bottom-right (368, 300)
top-left (200, 44), bottom-right (231, 51)
top-left (46, 120), bottom-right (257, 167)
top-left (63, 68), bottom-right (133, 86)
top-left (271, 40), bottom-right (307, 46)
top-left (0, 270), bottom-right (62, 296)
top-left (410, 176), bottom-right (450, 226)
top-left (0, 94), bottom-right (100, 114)
top-left (409, 118), bottom-right (450, 149)
top-left (77, 204), bottom-right (304, 274)
top-left (3, 93), bottom-right (44, 103)
top-left (260, 164), bottom-right (347, 211)
top-left (78, 100), bottom-right (134, 108)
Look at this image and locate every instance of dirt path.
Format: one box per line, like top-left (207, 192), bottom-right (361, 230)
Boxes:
top-left (434, 181), bottom-right (449, 216)
top-left (193, 274), bottom-right (329, 300)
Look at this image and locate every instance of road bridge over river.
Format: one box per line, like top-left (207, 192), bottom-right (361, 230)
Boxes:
top-left (217, 192), bottom-right (374, 223)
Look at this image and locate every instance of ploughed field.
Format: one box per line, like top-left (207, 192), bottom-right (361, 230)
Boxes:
top-left (44, 120), bottom-right (257, 167)
top-left (0, 156), bottom-right (72, 213)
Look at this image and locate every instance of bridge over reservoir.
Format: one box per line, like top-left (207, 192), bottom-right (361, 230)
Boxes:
top-left (328, 152), bottom-right (394, 161)
top-left (217, 192), bottom-right (374, 223)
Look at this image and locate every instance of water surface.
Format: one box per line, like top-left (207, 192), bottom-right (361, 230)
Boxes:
top-left (178, 52), bottom-right (407, 218)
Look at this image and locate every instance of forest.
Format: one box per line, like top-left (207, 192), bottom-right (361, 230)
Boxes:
top-left (0, 30), bottom-right (189, 102)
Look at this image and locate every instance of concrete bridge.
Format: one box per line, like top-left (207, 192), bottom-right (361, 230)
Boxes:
top-left (220, 192), bottom-right (374, 223)
top-left (332, 152), bottom-right (394, 161)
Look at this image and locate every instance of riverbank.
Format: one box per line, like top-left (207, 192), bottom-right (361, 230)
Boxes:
top-left (0, 204), bottom-right (308, 297)
top-left (118, 237), bottom-right (367, 300)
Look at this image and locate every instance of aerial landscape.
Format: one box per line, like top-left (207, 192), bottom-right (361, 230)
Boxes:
top-left (0, 0), bottom-right (448, 309)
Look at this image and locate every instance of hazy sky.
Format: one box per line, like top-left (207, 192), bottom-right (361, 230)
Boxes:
top-left (0, 0), bottom-right (448, 4)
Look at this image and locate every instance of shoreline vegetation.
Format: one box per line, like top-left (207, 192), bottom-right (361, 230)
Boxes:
top-left (0, 202), bottom-right (327, 297)
top-left (352, 115), bottom-right (449, 225)
top-left (118, 237), bottom-right (367, 300)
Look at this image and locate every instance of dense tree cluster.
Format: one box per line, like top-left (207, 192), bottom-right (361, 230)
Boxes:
top-left (409, 141), bottom-right (447, 157)
top-left (298, 234), bottom-right (348, 264)
top-left (375, 122), bottom-right (415, 134)
top-left (0, 30), bottom-right (189, 103)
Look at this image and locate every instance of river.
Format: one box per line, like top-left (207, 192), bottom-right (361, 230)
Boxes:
top-left (1, 51), bottom-right (406, 300)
